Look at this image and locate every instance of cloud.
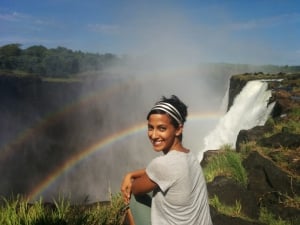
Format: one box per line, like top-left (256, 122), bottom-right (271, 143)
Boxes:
top-left (0, 9), bottom-right (57, 29)
top-left (0, 11), bottom-right (28, 22)
top-left (229, 13), bottom-right (300, 30)
top-left (87, 24), bottom-right (120, 35)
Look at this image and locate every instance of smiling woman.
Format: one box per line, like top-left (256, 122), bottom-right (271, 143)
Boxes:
top-left (121, 95), bottom-right (212, 225)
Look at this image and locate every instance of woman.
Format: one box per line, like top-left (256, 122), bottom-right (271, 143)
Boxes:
top-left (121, 95), bottom-right (212, 225)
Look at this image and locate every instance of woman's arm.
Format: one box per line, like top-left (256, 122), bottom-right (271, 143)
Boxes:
top-left (121, 169), bottom-right (146, 203)
top-left (121, 169), bottom-right (157, 203)
top-left (131, 173), bottom-right (157, 195)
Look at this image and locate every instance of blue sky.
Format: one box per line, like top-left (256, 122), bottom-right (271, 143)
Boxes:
top-left (1, 0), bottom-right (300, 65)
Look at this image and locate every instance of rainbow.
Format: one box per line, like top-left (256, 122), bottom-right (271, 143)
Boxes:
top-left (0, 79), bottom-right (134, 161)
top-left (26, 111), bottom-right (222, 201)
top-left (0, 70), bottom-right (207, 160)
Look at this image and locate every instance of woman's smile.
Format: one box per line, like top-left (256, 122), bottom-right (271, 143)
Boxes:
top-left (151, 139), bottom-right (163, 147)
top-left (147, 114), bottom-right (181, 153)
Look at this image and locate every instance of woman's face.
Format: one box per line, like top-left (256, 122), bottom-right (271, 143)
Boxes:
top-left (147, 113), bottom-right (182, 154)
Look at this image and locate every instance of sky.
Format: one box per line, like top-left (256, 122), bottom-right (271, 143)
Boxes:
top-left (1, 0), bottom-right (300, 65)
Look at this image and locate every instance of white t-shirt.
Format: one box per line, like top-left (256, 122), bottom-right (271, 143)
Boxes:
top-left (146, 150), bottom-right (212, 225)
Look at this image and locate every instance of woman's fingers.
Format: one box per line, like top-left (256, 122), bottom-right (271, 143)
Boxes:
top-left (121, 176), bottom-right (132, 203)
top-left (124, 187), bottom-right (131, 203)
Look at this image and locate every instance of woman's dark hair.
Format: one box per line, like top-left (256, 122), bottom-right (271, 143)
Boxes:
top-left (147, 95), bottom-right (188, 128)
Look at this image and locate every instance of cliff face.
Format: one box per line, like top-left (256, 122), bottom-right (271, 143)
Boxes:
top-left (204, 72), bottom-right (300, 225)
top-left (0, 75), bottom-right (105, 196)
top-left (227, 72), bottom-right (300, 111)
top-left (0, 75), bottom-right (84, 132)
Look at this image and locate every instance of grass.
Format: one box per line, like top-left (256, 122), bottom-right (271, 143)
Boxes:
top-left (259, 207), bottom-right (293, 225)
top-left (210, 195), bottom-right (298, 225)
top-left (203, 144), bottom-right (248, 187)
top-left (210, 195), bottom-right (245, 219)
top-left (0, 193), bottom-right (127, 225)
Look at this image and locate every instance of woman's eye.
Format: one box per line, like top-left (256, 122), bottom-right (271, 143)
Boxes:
top-left (159, 127), bottom-right (166, 131)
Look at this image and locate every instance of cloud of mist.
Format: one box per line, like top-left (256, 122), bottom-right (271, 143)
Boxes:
top-left (3, 2), bottom-right (284, 203)
top-left (46, 3), bottom-right (283, 203)
top-left (45, 4), bottom-right (233, 203)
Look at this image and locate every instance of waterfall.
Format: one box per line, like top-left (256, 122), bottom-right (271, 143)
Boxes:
top-left (198, 80), bottom-right (275, 162)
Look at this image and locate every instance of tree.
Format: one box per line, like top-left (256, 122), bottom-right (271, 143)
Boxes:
top-left (0, 43), bottom-right (22, 69)
top-left (23, 45), bottom-right (47, 57)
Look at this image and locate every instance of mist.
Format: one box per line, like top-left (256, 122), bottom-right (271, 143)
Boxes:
top-left (0, 3), bottom-right (277, 203)
top-left (36, 6), bottom-right (233, 203)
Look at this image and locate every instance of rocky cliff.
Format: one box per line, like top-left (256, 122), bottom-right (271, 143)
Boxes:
top-left (204, 72), bottom-right (300, 225)
top-left (0, 74), bottom-right (106, 197)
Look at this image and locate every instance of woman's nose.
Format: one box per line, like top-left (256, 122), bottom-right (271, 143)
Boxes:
top-left (149, 129), bottom-right (157, 139)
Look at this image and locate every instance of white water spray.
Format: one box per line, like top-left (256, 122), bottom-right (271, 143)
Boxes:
top-left (198, 80), bottom-right (275, 162)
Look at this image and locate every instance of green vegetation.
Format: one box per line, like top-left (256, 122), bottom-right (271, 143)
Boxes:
top-left (259, 207), bottom-right (293, 225)
top-left (203, 144), bottom-right (248, 187)
top-left (1, 43), bottom-right (300, 79)
top-left (0, 43), bottom-right (120, 78)
top-left (210, 196), bottom-right (296, 225)
top-left (259, 105), bottom-right (300, 174)
top-left (265, 106), bottom-right (300, 135)
top-left (232, 72), bottom-right (300, 81)
top-left (0, 193), bottom-right (127, 225)
top-left (210, 195), bottom-right (245, 219)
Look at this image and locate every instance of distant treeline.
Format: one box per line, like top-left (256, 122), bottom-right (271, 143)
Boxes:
top-left (0, 43), bottom-right (120, 77)
top-left (1, 43), bottom-right (300, 78)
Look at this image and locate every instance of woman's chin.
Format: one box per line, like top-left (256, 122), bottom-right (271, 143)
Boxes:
top-left (152, 146), bottom-right (164, 152)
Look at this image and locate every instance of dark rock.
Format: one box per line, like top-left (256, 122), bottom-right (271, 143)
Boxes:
top-left (208, 176), bottom-right (259, 219)
top-left (201, 150), bottom-right (222, 167)
top-left (243, 151), bottom-right (300, 197)
top-left (227, 77), bottom-right (248, 111)
top-left (271, 90), bottom-right (294, 117)
top-left (258, 192), bottom-right (300, 222)
top-left (236, 126), bottom-right (273, 151)
top-left (258, 132), bottom-right (300, 149)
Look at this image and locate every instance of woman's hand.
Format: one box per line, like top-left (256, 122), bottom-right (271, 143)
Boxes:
top-left (121, 173), bottom-right (133, 204)
top-left (121, 169), bottom-right (147, 203)
top-left (121, 168), bottom-right (157, 204)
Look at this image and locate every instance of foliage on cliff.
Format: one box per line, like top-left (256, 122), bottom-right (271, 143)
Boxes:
top-left (1, 43), bottom-right (300, 79)
top-left (0, 44), bottom-right (120, 78)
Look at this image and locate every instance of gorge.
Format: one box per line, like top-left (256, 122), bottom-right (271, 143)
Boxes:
top-left (0, 71), bottom-right (299, 224)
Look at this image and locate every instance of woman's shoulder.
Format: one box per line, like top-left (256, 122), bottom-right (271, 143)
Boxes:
top-left (148, 152), bottom-right (178, 167)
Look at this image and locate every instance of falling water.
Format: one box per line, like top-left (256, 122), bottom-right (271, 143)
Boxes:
top-left (198, 80), bottom-right (275, 162)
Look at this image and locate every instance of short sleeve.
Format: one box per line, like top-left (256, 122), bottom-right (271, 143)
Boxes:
top-left (146, 156), bottom-right (177, 192)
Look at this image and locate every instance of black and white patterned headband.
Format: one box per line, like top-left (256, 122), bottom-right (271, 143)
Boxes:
top-left (151, 102), bottom-right (183, 125)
